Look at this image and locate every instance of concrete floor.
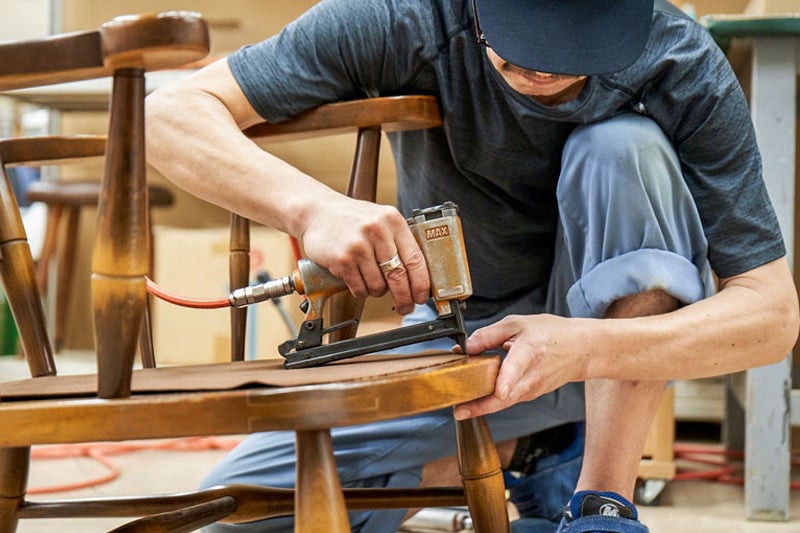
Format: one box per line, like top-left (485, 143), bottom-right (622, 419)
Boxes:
top-left (14, 441), bottom-right (800, 532)
top-left (2, 352), bottom-right (800, 532)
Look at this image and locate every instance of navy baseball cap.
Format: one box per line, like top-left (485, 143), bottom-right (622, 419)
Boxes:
top-left (472, 0), bottom-right (655, 76)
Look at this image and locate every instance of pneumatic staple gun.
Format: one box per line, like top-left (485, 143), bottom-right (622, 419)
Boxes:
top-left (228, 202), bottom-right (473, 369)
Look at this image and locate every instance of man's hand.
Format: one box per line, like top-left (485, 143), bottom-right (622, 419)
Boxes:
top-left (453, 258), bottom-right (800, 421)
top-left (300, 196), bottom-right (430, 315)
top-left (454, 314), bottom-right (589, 420)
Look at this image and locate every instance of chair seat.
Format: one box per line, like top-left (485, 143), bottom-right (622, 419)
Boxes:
top-left (25, 180), bottom-right (174, 207)
top-left (0, 354), bottom-right (499, 445)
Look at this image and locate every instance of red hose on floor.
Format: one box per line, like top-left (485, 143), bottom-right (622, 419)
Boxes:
top-left (673, 442), bottom-right (800, 489)
top-left (28, 437), bottom-right (242, 494)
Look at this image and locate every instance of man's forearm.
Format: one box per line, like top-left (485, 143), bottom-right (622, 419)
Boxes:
top-left (458, 257), bottom-right (798, 420)
top-left (144, 60), bottom-right (431, 307)
top-left (144, 63), bottom-right (339, 238)
top-left (582, 257), bottom-right (798, 381)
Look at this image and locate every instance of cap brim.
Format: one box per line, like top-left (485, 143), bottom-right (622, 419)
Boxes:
top-left (475, 0), bottom-right (654, 76)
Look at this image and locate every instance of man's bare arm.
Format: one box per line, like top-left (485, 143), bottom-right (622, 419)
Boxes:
top-left (145, 58), bottom-right (429, 313)
top-left (457, 257), bottom-right (799, 418)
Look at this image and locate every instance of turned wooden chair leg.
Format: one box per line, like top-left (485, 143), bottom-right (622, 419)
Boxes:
top-left (455, 415), bottom-right (510, 533)
top-left (136, 186), bottom-right (157, 369)
top-left (138, 305), bottom-right (156, 368)
top-left (0, 447), bottom-right (30, 533)
top-left (34, 203), bottom-right (62, 294)
top-left (53, 206), bottom-right (80, 352)
top-left (0, 238), bottom-right (55, 377)
top-left (295, 429), bottom-right (350, 532)
top-left (92, 68), bottom-right (148, 399)
top-left (229, 214), bottom-right (250, 362)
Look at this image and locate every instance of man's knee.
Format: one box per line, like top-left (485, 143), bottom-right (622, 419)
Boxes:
top-left (605, 289), bottom-right (680, 319)
top-left (558, 114), bottom-right (679, 202)
top-left (551, 113), bottom-right (713, 319)
top-left (565, 113), bottom-right (670, 165)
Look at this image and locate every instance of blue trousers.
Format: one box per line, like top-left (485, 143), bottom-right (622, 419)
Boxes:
top-left (201, 114), bottom-right (715, 532)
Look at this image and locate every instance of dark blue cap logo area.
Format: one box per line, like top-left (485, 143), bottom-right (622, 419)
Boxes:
top-left (473, 0), bottom-right (655, 76)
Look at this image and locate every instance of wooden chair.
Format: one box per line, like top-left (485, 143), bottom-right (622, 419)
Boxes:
top-left (0, 12), bottom-right (509, 533)
top-left (25, 179), bottom-right (174, 353)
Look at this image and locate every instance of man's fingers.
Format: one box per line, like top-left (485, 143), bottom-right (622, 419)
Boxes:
top-left (454, 394), bottom-right (511, 420)
top-left (382, 261), bottom-right (414, 314)
top-left (454, 371), bottom-right (532, 420)
top-left (304, 203), bottom-right (431, 316)
top-left (394, 231), bottom-right (430, 305)
top-left (454, 370), bottom-right (517, 421)
top-left (372, 246), bottom-right (414, 314)
top-left (455, 339), bottom-right (547, 420)
top-left (363, 211), bottom-right (428, 314)
top-left (336, 266), bottom-right (370, 299)
top-left (466, 317), bottom-right (521, 354)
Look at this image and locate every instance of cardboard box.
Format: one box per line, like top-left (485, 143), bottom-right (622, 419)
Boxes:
top-left (673, 0), bottom-right (749, 18)
top-left (151, 225), bottom-right (303, 364)
top-left (745, 0), bottom-right (800, 14)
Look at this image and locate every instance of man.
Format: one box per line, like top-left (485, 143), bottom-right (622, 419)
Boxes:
top-left (145, 0), bottom-right (799, 531)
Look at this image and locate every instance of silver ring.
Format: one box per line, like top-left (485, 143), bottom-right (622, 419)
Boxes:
top-left (378, 254), bottom-right (403, 274)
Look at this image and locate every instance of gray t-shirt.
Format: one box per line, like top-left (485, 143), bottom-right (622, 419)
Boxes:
top-left (229, 0), bottom-right (784, 319)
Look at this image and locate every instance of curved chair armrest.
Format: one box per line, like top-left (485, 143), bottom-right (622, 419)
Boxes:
top-left (244, 95), bottom-right (442, 144)
top-left (0, 11), bottom-right (209, 91)
top-left (0, 136), bottom-right (106, 167)
top-left (236, 95), bottom-right (443, 348)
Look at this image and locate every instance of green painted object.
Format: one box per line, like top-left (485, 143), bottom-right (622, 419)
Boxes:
top-left (701, 14), bottom-right (800, 50)
top-left (0, 290), bottom-right (19, 356)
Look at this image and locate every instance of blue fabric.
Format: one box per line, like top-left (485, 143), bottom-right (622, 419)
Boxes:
top-left (551, 113), bottom-right (716, 318)
top-left (511, 487), bottom-right (651, 533)
top-left (6, 167), bottom-right (40, 208)
top-left (513, 517), bottom-right (566, 533)
top-left (555, 491), bottom-right (649, 533)
top-left (507, 424), bottom-right (584, 524)
top-left (546, 113), bottom-right (715, 319)
top-left (473, 0), bottom-right (654, 76)
top-left (556, 515), bottom-right (650, 533)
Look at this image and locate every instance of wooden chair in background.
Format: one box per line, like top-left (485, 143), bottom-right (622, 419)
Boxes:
top-left (0, 12), bottom-right (509, 533)
top-left (26, 179), bottom-right (174, 353)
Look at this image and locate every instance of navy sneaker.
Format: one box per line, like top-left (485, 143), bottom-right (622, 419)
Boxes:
top-left (556, 491), bottom-right (649, 533)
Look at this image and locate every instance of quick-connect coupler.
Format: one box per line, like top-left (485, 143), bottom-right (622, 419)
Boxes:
top-left (228, 276), bottom-right (295, 307)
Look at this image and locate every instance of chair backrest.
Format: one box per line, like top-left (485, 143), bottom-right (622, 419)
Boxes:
top-left (225, 96), bottom-right (442, 360)
top-left (0, 136), bottom-right (107, 378)
top-left (0, 12), bottom-right (210, 398)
